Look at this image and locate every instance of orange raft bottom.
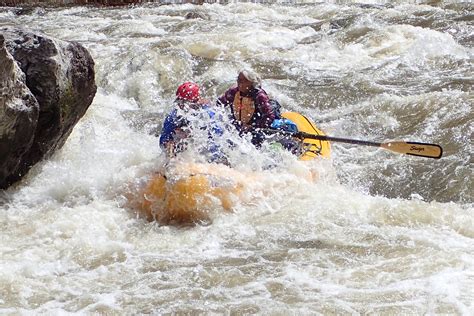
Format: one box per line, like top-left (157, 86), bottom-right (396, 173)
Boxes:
top-left (136, 163), bottom-right (248, 225)
top-left (133, 160), bottom-right (323, 226)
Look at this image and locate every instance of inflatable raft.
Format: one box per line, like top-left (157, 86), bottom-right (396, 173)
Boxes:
top-left (134, 112), bottom-right (330, 225)
top-left (281, 112), bottom-right (330, 160)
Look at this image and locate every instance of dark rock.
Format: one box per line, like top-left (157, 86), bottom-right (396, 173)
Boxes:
top-left (185, 11), bottom-right (209, 20)
top-left (0, 34), bottom-right (39, 188)
top-left (0, 28), bottom-right (96, 189)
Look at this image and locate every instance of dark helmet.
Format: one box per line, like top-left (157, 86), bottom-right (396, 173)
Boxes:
top-left (176, 82), bottom-right (200, 102)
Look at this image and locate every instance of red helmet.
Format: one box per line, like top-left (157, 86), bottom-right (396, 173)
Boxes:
top-left (176, 82), bottom-right (200, 102)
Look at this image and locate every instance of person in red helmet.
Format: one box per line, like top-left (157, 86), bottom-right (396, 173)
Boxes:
top-left (160, 82), bottom-right (225, 162)
top-left (160, 82), bottom-right (206, 153)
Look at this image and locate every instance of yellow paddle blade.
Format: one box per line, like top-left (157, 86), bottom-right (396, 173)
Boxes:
top-left (381, 141), bottom-right (443, 159)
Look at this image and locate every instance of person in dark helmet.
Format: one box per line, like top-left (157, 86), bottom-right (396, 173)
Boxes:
top-left (217, 69), bottom-right (277, 147)
top-left (160, 82), bottom-right (225, 163)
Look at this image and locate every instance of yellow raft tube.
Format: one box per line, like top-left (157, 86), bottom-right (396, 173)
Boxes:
top-left (133, 112), bottom-right (330, 225)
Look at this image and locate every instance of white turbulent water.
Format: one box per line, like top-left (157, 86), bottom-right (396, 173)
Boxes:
top-left (1, 2), bottom-right (473, 314)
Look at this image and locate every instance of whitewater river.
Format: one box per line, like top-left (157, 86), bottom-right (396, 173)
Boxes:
top-left (1, 2), bottom-right (473, 314)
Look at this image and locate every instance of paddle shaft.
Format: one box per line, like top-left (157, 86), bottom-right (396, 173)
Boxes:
top-left (296, 133), bottom-right (381, 147)
top-left (265, 130), bottom-right (443, 159)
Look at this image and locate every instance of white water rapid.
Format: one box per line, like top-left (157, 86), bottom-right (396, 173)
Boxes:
top-left (1, 2), bottom-right (473, 314)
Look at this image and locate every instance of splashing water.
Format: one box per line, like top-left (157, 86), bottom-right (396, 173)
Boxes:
top-left (1, 2), bottom-right (473, 314)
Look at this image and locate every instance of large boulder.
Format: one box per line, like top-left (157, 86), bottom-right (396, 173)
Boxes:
top-left (0, 28), bottom-right (96, 189)
top-left (0, 34), bottom-right (39, 188)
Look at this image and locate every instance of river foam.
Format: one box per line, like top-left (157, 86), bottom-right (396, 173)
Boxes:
top-left (1, 2), bottom-right (472, 314)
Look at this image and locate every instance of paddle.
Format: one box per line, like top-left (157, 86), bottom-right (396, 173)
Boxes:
top-left (265, 130), bottom-right (443, 159)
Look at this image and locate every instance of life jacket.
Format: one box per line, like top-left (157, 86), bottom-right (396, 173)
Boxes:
top-left (231, 90), bottom-right (281, 127)
top-left (232, 91), bottom-right (256, 127)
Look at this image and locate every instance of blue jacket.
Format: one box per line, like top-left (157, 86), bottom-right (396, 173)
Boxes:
top-left (159, 108), bottom-right (185, 148)
top-left (159, 105), bottom-right (225, 162)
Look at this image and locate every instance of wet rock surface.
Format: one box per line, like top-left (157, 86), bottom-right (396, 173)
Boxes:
top-left (0, 28), bottom-right (96, 189)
